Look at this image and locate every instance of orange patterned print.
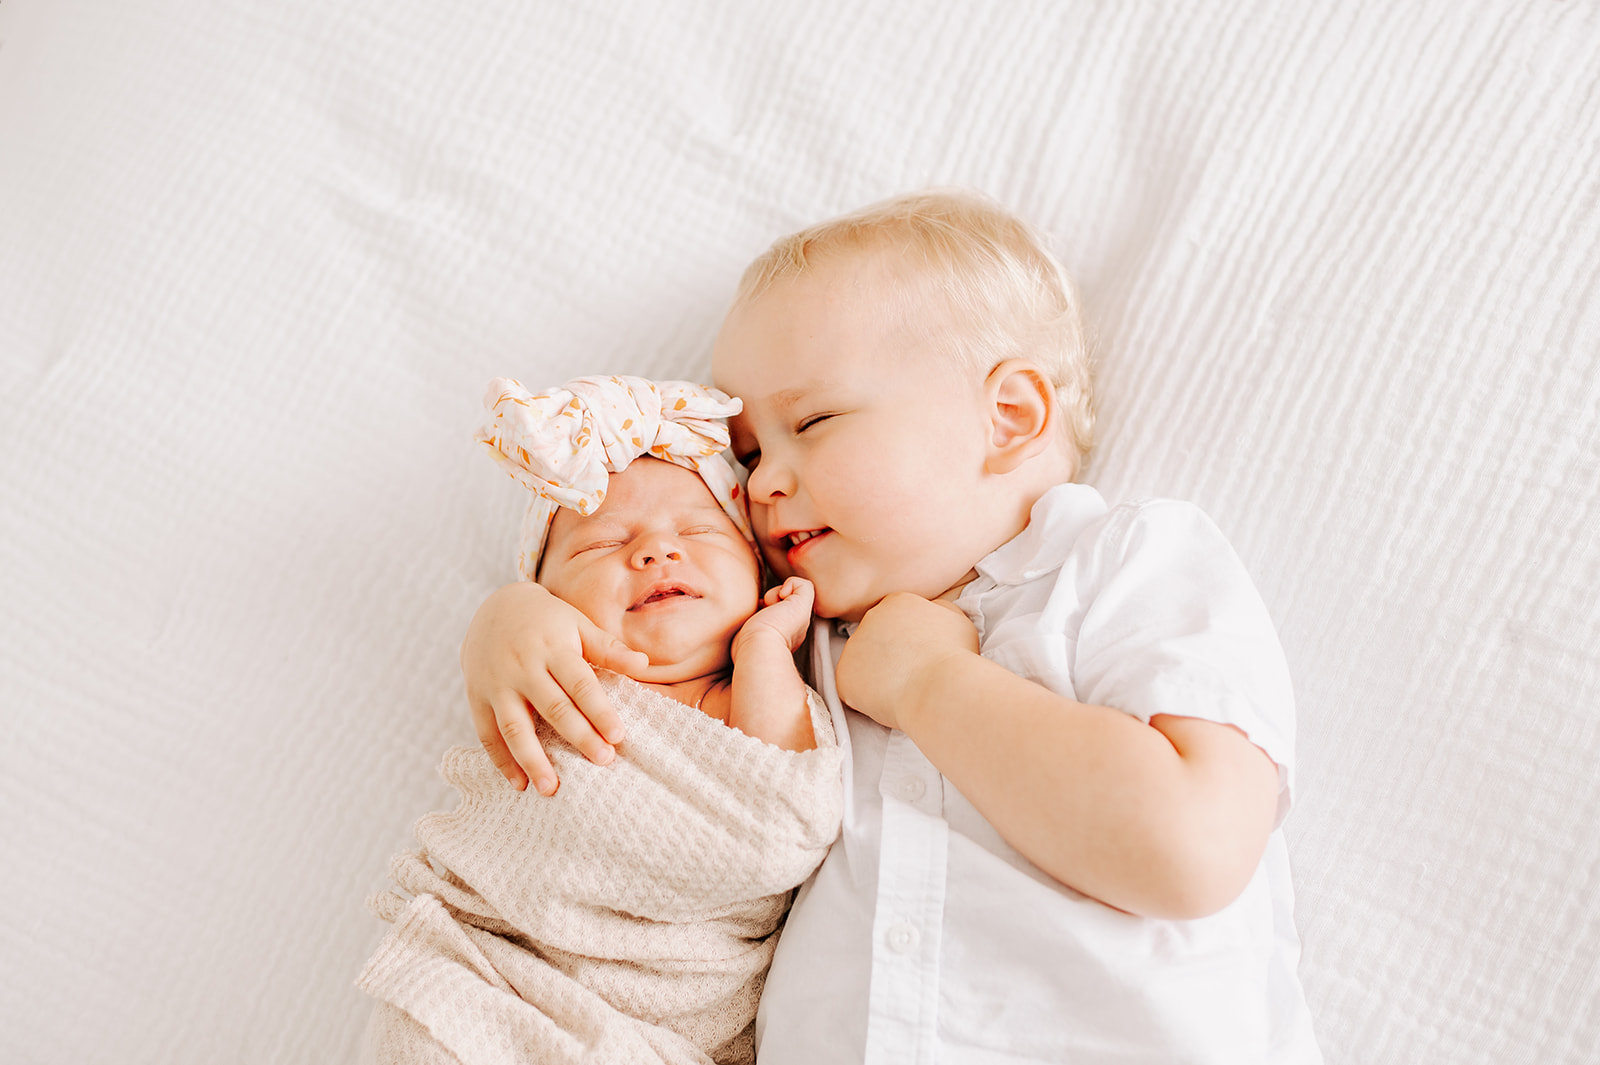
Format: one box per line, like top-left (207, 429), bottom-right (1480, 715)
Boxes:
top-left (474, 375), bottom-right (752, 580)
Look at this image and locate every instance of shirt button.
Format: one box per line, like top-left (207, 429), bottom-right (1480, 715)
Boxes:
top-left (886, 923), bottom-right (920, 954)
top-left (896, 776), bottom-right (926, 802)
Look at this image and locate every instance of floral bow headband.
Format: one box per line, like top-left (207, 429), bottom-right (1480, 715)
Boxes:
top-left (475, 375), bottom-right (752, 579)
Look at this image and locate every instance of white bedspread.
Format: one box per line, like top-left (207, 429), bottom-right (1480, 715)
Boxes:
top-left (1, 2), bottom-right (1596, 1063)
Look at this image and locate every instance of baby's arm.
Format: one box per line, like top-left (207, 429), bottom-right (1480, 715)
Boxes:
top-left (836, 593), bottom-right (1279, 920)
top-left (461, 581), bottom-right (651, 794)
top-left (719, 577), bottom-right (816, 752)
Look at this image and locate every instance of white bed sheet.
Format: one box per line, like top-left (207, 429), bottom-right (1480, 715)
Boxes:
top-left (2, 1), bottom-right (1596, 1062)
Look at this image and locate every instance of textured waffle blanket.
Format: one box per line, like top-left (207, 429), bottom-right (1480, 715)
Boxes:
top-left (357, 673), bottom-right (843, 1065)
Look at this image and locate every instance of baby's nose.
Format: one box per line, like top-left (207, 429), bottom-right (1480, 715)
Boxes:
top-left (631, 538), bottom-right (684, 567)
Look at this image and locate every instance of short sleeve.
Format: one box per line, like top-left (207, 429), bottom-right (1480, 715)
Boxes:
top-left (1073, 500), bottom-right (1296, 821)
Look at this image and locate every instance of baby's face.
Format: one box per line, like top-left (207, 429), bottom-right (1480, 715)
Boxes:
top-left (538, 458), bottom-right (761, 681)
top-left (712, 249), bottom-right (1003, 622)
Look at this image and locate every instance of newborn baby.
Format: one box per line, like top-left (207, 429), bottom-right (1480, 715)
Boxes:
top-left (357, 376), bottom-right (843, 1065)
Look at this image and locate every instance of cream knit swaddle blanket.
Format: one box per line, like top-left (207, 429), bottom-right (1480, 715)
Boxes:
top-left (357, 672), bottom-right (843, 1065)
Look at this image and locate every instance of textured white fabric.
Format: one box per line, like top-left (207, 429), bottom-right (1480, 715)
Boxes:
top-left (758, 485), bottom-right (1317, 1064)
top-left (357, 674), bottom-right (842, 1065)
top-left (2, 2), bottom-right (1598, 1063)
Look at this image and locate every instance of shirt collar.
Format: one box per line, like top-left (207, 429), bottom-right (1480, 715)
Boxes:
top-left (968, 482), bottom-right (1109, 590)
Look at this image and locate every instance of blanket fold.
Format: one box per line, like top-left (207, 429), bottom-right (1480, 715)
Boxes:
top-left (358, 672), bottom-right (843, 1065)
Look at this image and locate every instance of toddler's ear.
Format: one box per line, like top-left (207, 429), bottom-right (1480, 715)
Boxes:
top-left (983, 360), bottom-right (1056, 474)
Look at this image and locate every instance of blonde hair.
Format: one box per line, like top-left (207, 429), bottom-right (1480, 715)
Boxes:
top-left (733, 189), bottom-right (1094, 469)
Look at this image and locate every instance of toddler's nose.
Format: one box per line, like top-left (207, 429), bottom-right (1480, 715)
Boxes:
top-left (745, 456), bottom-right (793, 503)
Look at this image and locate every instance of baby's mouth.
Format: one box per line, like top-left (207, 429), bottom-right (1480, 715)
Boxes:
top-left (629, 582), bottom-right (699, 610)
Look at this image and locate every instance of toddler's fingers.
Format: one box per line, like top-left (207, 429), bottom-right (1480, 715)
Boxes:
top-left (577, 616), bottom-right (651, 689)
top-left (475, 692), bottom-right (547, 792)
top-left (534, 662), bottom-right (621, 766)
top-left (553, 646), bottom-right (627, 745)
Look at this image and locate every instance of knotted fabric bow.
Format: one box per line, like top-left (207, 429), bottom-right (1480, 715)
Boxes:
top-left (475, 375), bottom-right (752, 580)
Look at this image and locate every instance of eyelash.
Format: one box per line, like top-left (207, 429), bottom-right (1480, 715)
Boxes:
top-left (734, 413), bottom-right (834, 468)
top-left (797, 413), bottom-right (833, 433)
top-left (578, 527), bottom-right (719, 553)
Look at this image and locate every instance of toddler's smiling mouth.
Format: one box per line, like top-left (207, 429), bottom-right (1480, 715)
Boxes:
top-left (780, 528), bottom-right (832, 564)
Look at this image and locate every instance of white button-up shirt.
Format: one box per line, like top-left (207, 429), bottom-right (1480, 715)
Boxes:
top-left (755, 484), bottom-right (1321, 1064)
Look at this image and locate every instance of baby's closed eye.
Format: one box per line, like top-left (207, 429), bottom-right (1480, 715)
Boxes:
top-left (795, 412), bottom-right (836, 433)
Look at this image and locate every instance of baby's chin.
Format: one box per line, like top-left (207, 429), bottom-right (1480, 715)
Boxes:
top-left (612, 609), bottom-right (753, 680)
top-left (618, 639), bottom-right (735, 684)
top-left (626, 656), bottom-right (731, 685)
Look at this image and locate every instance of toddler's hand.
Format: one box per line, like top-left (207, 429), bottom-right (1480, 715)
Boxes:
top-left (836, 591), bottom-right (979, 731)
top-left (732, 576), bottom-right (815, 657)
top-left (461, 581), bottom-right (651, 794)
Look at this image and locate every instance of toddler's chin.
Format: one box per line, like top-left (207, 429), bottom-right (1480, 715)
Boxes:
top-left (810, 588), bottom-right (865, 625)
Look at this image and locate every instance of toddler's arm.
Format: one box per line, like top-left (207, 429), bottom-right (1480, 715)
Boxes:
top-left (718, 577), bottom-right (817, 751)
top-left (461, 581), bottom-right (650, 794)
top-left (836, 593), bottom-right (1279, 920)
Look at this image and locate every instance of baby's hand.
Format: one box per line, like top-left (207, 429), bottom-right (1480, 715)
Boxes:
top-left (732, 576), bottom-right (815, 657)
top-left (726, 577), bottom-right (816, 752)
top-left (836, 591), bottom-right (979, 731)
top-left (461, 581), bottom-right (651, 794)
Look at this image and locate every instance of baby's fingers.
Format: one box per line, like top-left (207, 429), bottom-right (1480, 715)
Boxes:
top-left (764, 576), bottom-right (811, 606)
